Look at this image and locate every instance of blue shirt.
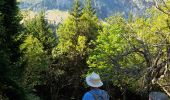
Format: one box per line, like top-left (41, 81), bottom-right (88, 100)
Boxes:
top-left (82, 89), bottom-right (109, 100)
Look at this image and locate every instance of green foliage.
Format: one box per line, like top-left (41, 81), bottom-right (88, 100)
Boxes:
top-left (0, 0), bottom-right (22, 62)
top-left (51, 0), bottom-right (101, 99)
top-left (53, 0), bottom-right (100, 58)
top-left (20, 35), bottom-right (50, 89)
top-left (25, 93), bottom-right (40, 100)
top-left (87, 15), bottom-right (145, 91)
top-left (87, 1), bottom-right (170, 96)
top-left (0, 0), bottom-right (21, 74)
top-left (0, 0), bottom-right (25, 99)
top-left (23, 12), bottom-right (56, 54)
top-left (20, 12), bottom-right (56, 96)
top-left (70, 0), bottom-right (82, 18)
top-left (17, 12), bottom-right (57, 99)
top-left (83, 0), bottom-right (95, 16)
top-left (76, 36), bottom-right (87, 55)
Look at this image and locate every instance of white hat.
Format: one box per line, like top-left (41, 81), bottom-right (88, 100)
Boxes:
top-left (86, 72), bottom-right (103, 87)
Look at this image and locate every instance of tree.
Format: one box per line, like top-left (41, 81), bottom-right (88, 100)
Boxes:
top-left (82, 0), bottom-right (95, 16)
top-left (87, 1), bottom-right (170, 97)
top-left (20, 35), bottom-right (50, 99)
top-left (0, 0), bottom-right (24, 99)
top-left (20, 12), bottom-right (56, 99)
top-left (87, 15), bottom-right (146, 99)
top-left (147, 0), bottom-right (170, 96)
top-left (23, 12), bottom-right (56, 55)
top-left (51, 0), bottom-right (100, 99)
top-left (51, 1), bottom-right (84, 99)
top-left (80, 0), bottom-right (100, 42)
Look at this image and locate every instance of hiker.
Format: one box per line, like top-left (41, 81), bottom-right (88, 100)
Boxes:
top-left (82, 72), bottom-right (109, 100)
top-left (149, 92), bottom-right (169, 100)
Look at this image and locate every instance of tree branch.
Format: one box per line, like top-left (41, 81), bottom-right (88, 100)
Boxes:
top-left (153, 0), bottom-right (170, 16)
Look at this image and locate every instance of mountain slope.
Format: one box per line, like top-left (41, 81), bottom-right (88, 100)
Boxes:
top-left (19, 0), bottom-right (154, 19)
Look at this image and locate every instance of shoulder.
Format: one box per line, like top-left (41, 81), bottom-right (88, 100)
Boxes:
top-left (82, 92), bottom-right (93, 100)
top-left (82, 91), bottom-right (94, 100)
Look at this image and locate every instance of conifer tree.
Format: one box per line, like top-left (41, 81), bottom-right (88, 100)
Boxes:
top-left (80, 0), bottom-right (100, 42)
top-left (70, 0), bottom-right (82, 19)
top-left (0, 0), bottom-right (24, 99)
top-left (83, 0), bottom-right (95, 16)
top-left (23, 12), bottom-right (56, 54)
top-left (20, 12), bottom-right (56, 99)
top-left (51, 0), bottom-right (100, 99)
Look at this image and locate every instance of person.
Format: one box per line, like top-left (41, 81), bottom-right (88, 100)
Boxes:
top-left (149, 92), bottom-right (169, 100)
top-left (82, 72), bottom-right (109, 100)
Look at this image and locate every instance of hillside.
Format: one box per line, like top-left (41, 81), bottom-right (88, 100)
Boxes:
top-left (19, 0), bottom-right (154, 19)
top-left (21, 10), bottom-right (69, 25)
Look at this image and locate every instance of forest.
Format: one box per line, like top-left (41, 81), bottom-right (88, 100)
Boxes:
top-left (0, 0), bottom-right (170, 100)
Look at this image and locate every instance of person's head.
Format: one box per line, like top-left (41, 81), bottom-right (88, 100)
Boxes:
top-left (149, 92), bottom-right (169, 100)
top-left (85, 72), bottom-right (103, 88)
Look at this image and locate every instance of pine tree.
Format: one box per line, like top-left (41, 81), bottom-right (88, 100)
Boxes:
top-left (69, 0), bottom-right (83, 44)
top-left (0, 0), bottom-right (21, 63)
top-left (80, 0), bottom-right (100, 42)
top-left (0, 0), bottom-right (24, 99)
top-left (20, 12), bottom-right (56, 99)
top-left (83, 0), bottom-right (95, 16)
top-left (70, 0), bottom-right (82, 19)
top-left (23, 12), bottom-right (56, 55)
top-left (51, 0), bottom-right (100, 99)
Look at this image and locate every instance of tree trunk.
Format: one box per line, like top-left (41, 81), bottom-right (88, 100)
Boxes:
top-left (122, 88), bottom-right (127, 100)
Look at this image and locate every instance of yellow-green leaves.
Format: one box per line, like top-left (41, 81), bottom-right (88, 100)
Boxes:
top-left (20, 35), bottom-right (43, 53)
top-left (76, 36), bottom-right (87, 55)
top-left (87, 1), bottom-right (170, 93)
top-left (20, 35), bottom-right (49, 89)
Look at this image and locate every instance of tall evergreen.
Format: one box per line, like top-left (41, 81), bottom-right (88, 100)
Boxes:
top-left (23, 12), bottom-right (56, 54)
top-left (80, 0), bottom-right (100, 42)
top-left (50, 0), bottom-right (100, 99)
top-left (0, 0), bottom-right (24, 99)
top-left (0, 0), bottom-right (21, 63)
top-left (69, 0), bottom-right (83, 44)
top-left (83, 0), bottom-right (95, 16)
top-left (70, 0), bottom-right (82, 19)
top-left (20, 12), bottom-right (56, 99)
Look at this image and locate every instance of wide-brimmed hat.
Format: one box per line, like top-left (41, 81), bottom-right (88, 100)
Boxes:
top-left (86, 72), bottom-right (103, 87)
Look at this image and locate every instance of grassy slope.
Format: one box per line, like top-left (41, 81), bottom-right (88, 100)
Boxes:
top-left (21, 9), bottom-right (69, 24)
